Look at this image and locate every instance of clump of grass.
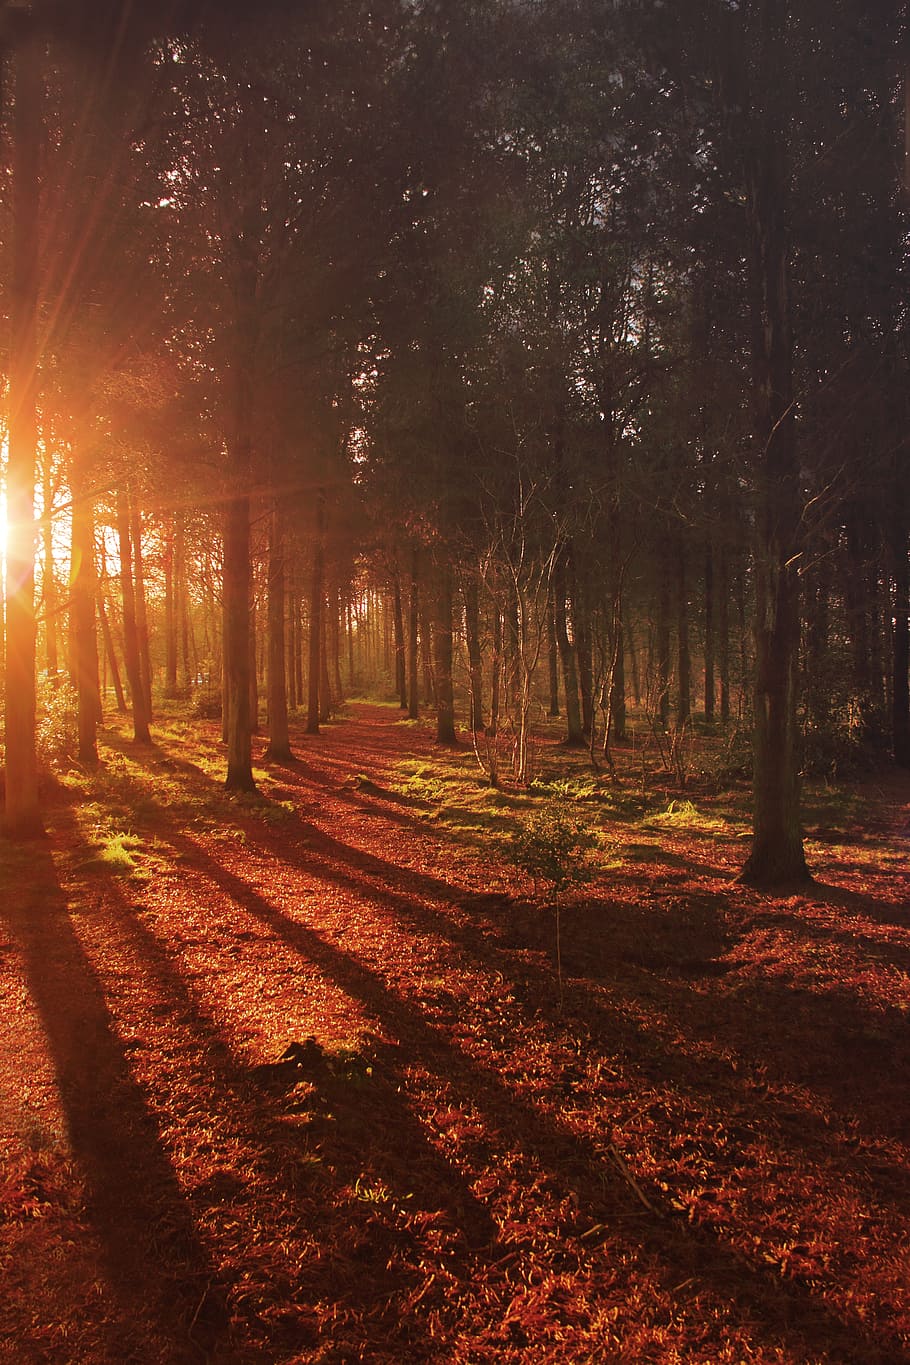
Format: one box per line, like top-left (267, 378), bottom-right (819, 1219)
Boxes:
top-left (391, 761), bottom-right (449, 803)
top-left (95, 831), bottom-right (144, 875)
top-left (644, 799), bottom-right (727, 834)
top-left (531, 775), bottom-right (600, 802)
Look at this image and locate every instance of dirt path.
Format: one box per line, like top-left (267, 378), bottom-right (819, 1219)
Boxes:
top-left (1, 704), bottom-right (908, 1363)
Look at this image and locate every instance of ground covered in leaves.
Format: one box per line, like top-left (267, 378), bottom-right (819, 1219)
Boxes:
top-left (1, 703), bottom-right (908, 1364)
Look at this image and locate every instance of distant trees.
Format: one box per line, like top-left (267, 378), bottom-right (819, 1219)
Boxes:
top-left (1, 0), bottom-right (907, 869)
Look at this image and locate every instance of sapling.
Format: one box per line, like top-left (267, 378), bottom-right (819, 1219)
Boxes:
top-left (508, 793), bottom-right (597, 1003)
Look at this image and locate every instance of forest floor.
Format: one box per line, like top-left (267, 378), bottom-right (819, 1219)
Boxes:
top-left (0, 701), bottom-right (908, 1365)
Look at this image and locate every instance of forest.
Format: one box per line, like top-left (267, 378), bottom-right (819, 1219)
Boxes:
top-left (0, 1), bottom-right (908, 1362)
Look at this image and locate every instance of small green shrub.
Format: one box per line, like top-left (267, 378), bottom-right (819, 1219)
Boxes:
top-left (508, 796), bottom-right (599, 1004)
top-left (191, 689), bottom-right (222, 720)
top-left (509, 797), bottom-right (598, 896)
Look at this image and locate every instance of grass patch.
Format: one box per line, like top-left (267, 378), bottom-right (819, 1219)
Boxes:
top-left (642, 799), bottom-right (728, 834)
top-left (91, 831), bottom-right (144, 876)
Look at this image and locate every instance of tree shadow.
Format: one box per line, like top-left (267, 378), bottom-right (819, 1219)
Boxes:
top-left (0, 840), bottom-right (228, 1364)
top-left (146, 818), bottom-right (905, 1365)
top-left (82, 719), bottom-right (909, 1359)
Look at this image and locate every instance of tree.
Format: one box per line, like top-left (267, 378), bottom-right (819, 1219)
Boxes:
top-left (735, 0), bottom-right (810, 885)
top-left (3, 7), bottom-right (43, 835)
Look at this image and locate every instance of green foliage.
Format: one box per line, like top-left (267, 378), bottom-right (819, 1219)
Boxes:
top-left (508, 796), bottom-right (598, 898)
top-left (190, 689), bottom-right (222, 720)
top-left (93, 831), bottom-right (143, 875)
top-left (644, 799), bottom-right (727, 834)
top-left (403, 768), bottom-right (447, 803)
top-left (35, 677), bottom-right (79, 765)
top-left (530, 776), bottom-right (599, 802)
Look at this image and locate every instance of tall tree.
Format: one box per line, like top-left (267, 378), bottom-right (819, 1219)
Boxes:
top-left (737, 0), bottom-right (809, 885)
top-left (3, 8), bottom-right (43, 835)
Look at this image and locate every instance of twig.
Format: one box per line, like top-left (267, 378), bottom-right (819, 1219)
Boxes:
top-left (607, 1142), bottom-right (662, 1217)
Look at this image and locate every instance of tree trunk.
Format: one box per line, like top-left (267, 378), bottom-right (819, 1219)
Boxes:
top-left (704, 534), bottom-right (715, 722)
top-left (249, 599), bottom-right (260, 735)
top-left (129, 494), bottom-right (153, 720)
top-left (546, 588), bottom-right (560, 716)
top-left (627, 622), bottom-right (641, 707)
top-left (69, 445), bottom-right (101, 766)
top-left (41, 451), bottom-right (59, 682)
top-left (739, 0), bottom-right (809, 885)
top-left (433, 561), bottom-right (457, 745)
top-left (97, 594), bottom-right (127, 714)
top-left (463, 571), bottom-right (485, 732)
top-left (553, 546), bottom-right (583, 745)
top-left (306, 491), bottom-right (326, 735)
top-left (4, 18), bottom-right (43, 834)
top-left (116, 489), bottom-right (151, 743)
top-left (408, 547), bottom-right (420, 719)
top-left (223, 486), bottom-right (255, 788)
top-left (319, 607), bottom-right (332, 724)
top-left (892, 474), bottom-right (910, 767)
top-left (676, 532), bottom-right (691, 727)
top-left (610, 593), bottom-right (626, 742)
top-left (176, 512), bottom-right (192, 694)
top-left (719, 542), bottom-right (731, 725)
top-left (656, 536), bottom-right (671, 730)
top-left (489, 600), bottom-right (503, 738)
top-left (331, 586), bottom-right (343, 706)
top-left (392, 561), bottom-right (407, 708)
top-left (163, 513), bottom-right (178, 698)
top-left (264, 502), bottom-right (293, 761)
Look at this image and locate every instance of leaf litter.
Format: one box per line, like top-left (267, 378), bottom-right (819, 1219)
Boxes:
top-left (0, 703), bottom-right (907, 1363)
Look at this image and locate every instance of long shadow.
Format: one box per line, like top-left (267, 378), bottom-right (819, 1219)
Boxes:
top-left (150, 820), bottom-right (907, 1365)
top-left (6, 794), bottom-right (498, 1360)
top-left (805, 879), bottom-right (910, 930)
top-left (123, 730), bottom-right (910, 1162)
top-left (109, 732), bottom-right (909, 1354)
top-left (265, 808), bottom-right (910, 1146)
top-left (85, 863), bottom-right (495, 1361)
top-left (0, 840), bottom-right (228, 1364)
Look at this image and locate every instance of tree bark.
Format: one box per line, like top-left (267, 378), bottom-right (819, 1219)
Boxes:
top-left (719, 542), bottom-right (731, 725)
top-left (306, 491), bottom-right (326, 735)
top-left (676, 532), bottom-right (691, 727)
top-left (68, 444), bottom-right (101, 766)
top-left (223, 483), bottom-right (255, 788)
top-left (176, 512), bottom-right (192, 694)
top-left (116, 489), bottom-right (151, 743)
top-left (656, 535), bottom-right (671, 730)
top-left (4, 17), bottom-right (43, 835)
top-left (41, 451), bottom-right (59, 682)
top-left (97, 594), bottom-right (127, 714)
top-left (163, 513), bottom-right (178, 698)
top-left (392, 561), bottom-right (407, 707)
top-left (264, 502), bottom-right (293, 761)
top-left (704, 534), bottom-right (715, 722)
top-left (433, 560), bottom-right (457, 745)
top-left (129, 494), bottom-right (153, 720)
top-left (546, 588), bottom-right (560, 717)
top-left (739, 0), bottom-right (809, 885)
top-left (610, 593), bottom-right (626, 742)
top-left (463, 571), bottom-right (485, 732)
top-left (553, 546), bottom-right (583, 745)
top-left (408, 547), bottom-right (420, 719)
top-left (892, 482), bottom-right (910, 767)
